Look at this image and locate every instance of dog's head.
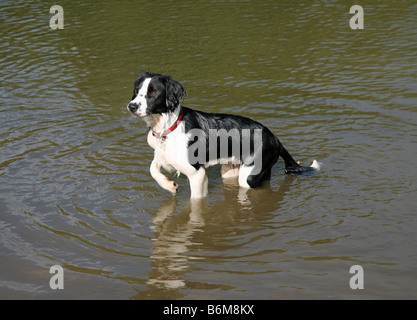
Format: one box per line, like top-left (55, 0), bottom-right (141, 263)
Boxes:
top-left (127, 72), bottom-right (187, 118)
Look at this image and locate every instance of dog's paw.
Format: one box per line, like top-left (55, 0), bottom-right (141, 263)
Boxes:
top-left (164, 180), bottom-right (178, 195)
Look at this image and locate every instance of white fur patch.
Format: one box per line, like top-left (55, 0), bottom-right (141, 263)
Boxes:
top-left (238, 165), bottom-right (254, 189)
top-left (131, 77), bottom-right (151, 117)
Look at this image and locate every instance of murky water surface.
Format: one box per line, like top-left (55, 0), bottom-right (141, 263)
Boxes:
top-left (1, 1), bottom-right (417, 299)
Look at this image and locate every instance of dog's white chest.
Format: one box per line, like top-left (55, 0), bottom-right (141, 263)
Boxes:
top-left (147, 130), bottom-right (184, 173)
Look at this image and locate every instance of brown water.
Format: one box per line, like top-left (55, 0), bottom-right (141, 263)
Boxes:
top-left (1, 1), bottom-right (417, 299)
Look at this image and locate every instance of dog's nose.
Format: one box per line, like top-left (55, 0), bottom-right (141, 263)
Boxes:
top-left (128, 103), bottom-right (139, 113)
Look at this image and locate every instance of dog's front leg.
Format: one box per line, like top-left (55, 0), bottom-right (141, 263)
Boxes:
top-left (187, 167), bottom-right (208, 199)
top-left (150, 158), bottom-right (178, 195)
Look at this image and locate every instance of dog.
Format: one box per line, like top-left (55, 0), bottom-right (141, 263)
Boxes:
top-left (127, 72), bottom-right (320, 198)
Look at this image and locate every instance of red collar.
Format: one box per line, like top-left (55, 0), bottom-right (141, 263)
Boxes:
top-left (151, 107), bottom-right (183, 140)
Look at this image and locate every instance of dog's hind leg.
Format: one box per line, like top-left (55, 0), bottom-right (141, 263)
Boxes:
top-left (239, 165), bottom-right (273, 189)
top-left (238, 165), bottom-right (255, 189)
top-left (221, 163), bottom-right (240, 179)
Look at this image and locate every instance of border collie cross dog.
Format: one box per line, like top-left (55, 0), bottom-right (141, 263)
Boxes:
top-left (127, 72), bottom-right (320, 199)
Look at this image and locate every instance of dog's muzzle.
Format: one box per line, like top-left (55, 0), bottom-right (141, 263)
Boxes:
top-left (128, 103), bottom-right (139, 113)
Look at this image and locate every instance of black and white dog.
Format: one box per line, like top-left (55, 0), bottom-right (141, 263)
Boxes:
top-left (127, 72), bottom-right (319, 198)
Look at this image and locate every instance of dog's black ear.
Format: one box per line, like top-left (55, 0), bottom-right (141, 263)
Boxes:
top-left (165, 77), bottom-right (187, 111)
top-left (132, 72), bottom-right (151, 100)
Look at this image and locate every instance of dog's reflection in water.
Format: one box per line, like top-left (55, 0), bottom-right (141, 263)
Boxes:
top-left (147, 197), bottom-right (206, 291)
top-left (146, 182), bottom-right (251, 292)
top-left (141, 174), bottom-right (293, 297)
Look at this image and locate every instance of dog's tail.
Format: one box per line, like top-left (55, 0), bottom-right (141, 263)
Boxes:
top-left (279, 143), bottom-right (321, 174)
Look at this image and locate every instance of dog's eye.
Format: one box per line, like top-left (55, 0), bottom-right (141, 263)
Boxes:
top-left (150, 91), bottom-right (158, 97)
